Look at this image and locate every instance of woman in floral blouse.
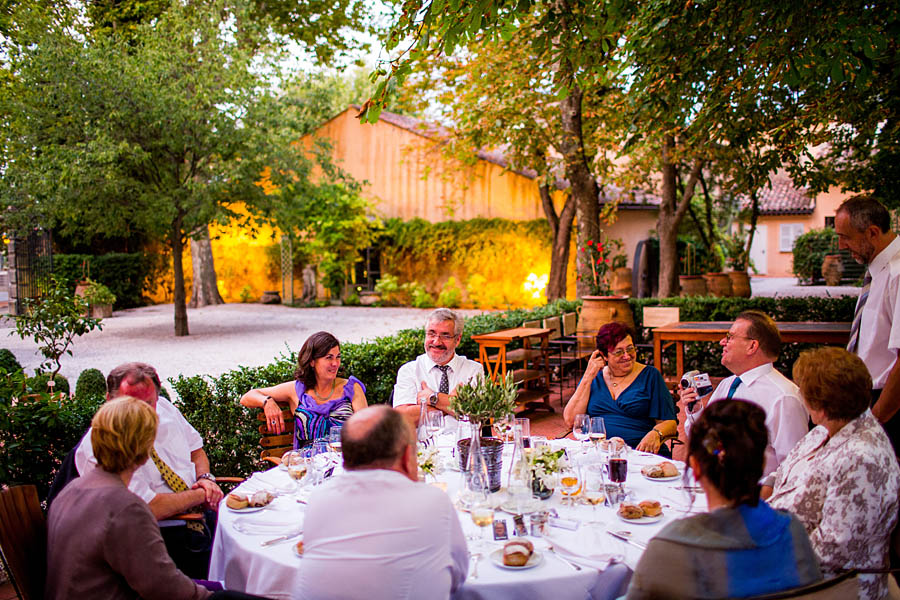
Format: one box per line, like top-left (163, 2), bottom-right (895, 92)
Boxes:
top-left (762, 347), bottom-right (900, 600)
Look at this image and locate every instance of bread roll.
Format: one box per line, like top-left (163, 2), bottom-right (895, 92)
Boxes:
top-left (295, 540), bottom-right (304, 555)
top-left (639, 500), bottom-right (662, 517)
top-left (659, 461), bottom-right (678, 477)
top-left (618, 502), bottom-right (644, 519)
top-left (249, 491), bottom-right (274, 507)
top-left (226, 493), bottom-right (249, 510)
top-left (502, 540), bottom-right (534, 566)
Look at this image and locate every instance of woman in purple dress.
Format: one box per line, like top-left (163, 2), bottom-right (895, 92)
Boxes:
top-left (241, 331), bottom-right (367, 446)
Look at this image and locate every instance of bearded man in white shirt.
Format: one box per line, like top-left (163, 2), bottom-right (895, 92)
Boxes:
top-left (296, 405), bottom-right (468, 600)
top-left (393, 308), bottom-right (484, 428)
top-left (836, 194), bottom-right (900, 454)
top-left (680, 310), bottom-right (809, 477)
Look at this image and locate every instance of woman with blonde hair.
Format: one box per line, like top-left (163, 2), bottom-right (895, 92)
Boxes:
top-left (46, 397), bottom-right (212, 600)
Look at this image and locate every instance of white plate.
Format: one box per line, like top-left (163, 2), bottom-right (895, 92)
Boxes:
top-left (641, 473), bottom-right (680, 482)
top-left (618, 512), bottom-right (664, 525)
top-left (228, 504), bottom-right (268, 514)
top-left (499, 498), bottom-right (545, 514)
top-left (490, 548), bottom-right (544, 570)
top-left (292, 541), bottom-right (304, 558)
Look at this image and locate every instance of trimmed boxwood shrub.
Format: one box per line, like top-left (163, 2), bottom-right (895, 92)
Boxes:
top-left (0, 349), bottom-right (21, 373)
top-left (792, 228), bottom-right (838, 284)
top-left (75, 368), bottom-right (107, 400)
top-left (26, 373), bottom-right (70, 395)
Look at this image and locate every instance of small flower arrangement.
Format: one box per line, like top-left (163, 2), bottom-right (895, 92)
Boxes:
top-left (527, 446), bottom-right (567, 489)
top-left (578, 233), bottom-right (626, 296)
top-left (417, 445), bottom-right (442, 479)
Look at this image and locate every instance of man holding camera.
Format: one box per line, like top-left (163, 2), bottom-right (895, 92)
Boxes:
top-left (680, 310), bottom-right (809, 477)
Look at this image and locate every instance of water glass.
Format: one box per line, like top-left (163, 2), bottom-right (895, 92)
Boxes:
top-left (426, 411), bottom-right (444, 440)
top-left (328, 426), bottom-right (343, 454)
top-left (515, 418), bottom-right (531, 447)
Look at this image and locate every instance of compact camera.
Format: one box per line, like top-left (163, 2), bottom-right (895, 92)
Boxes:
top-left (680, 370), bottom-right (714, 412)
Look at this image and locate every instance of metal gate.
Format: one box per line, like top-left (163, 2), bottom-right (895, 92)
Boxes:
top-left (9, 229), bottom-right (53, 316)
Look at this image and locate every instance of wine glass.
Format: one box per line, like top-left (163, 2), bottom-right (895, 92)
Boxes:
top-left (284, 452), bottom-right (309, 493)
top-left (572, 414), bottom-right (590, 454)
top-left (589, 417), bottom-right (606, 456)
top-left (494, 413), bottom-right (515, 443)
top-left (582, 465), bottom-right (607, 522)
top-left (559, 464), bottom-right (582, 507)
top-left (469, 495), bottom-right (495, 548)
top-left (608, 446), bottom-right (628, 496)
top-left (327, 426), bottom-right (343, 454)
top-left (426, 411), bottom-right (444, 443)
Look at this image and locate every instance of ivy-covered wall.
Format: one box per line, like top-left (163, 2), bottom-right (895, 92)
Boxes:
top-left (378, 217), bottom-right (577, 308)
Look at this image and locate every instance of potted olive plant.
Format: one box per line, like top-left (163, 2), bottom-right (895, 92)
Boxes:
top-left (450, 375), bottom-right (517, 493)
top-left (82, 279), bottom-right (116, 318)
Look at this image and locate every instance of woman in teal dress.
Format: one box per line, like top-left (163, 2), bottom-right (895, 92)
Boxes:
top-left (240, 331), bottom-right (368, 446)
top-left (564, 321), bottom-right (677, 454)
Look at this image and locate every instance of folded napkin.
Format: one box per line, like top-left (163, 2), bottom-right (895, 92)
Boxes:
top-left (233, 515), bottom-right (303, 536)
top-left (545, 534), bottom-right (619, 571)
top-left (243, 470), bottom-right (294, 494)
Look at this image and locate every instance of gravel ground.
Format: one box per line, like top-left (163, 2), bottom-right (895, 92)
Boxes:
top-left (750, 276), bottom-right (860, 298)
top-left (1, 304), bottom-right (485, 386)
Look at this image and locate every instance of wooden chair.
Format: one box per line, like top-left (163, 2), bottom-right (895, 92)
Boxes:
top-left (0, 485), bottom-right (46, 600)
top-left (743, 570), bottom-right (858, 599)
top-left (257, 399), bottom-right (296, 466)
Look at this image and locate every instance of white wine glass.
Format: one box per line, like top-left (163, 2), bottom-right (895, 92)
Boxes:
top-left (589, 417), bottom-right (606, 457)
top-left (470, 495), bottom-right (495, 550)
top-left (573, 414), bottom-right (590, 455)
top-left (559, 464), bottom-right (582, 507)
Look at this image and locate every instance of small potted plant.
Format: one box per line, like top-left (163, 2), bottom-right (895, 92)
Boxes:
top-left (82, 279), bottom-right (116, 318)
top-left (527, 445), bottom-right (568, 499)
top-left (679, 242), bottom-right (708, 296)
top-left (450, 375), bottom-right (517, 493)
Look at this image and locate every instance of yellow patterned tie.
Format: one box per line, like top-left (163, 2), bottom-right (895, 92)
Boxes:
top-left (150, 448), bottom-right (205, 533)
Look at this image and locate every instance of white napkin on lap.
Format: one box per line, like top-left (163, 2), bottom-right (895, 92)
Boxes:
top-left (545, 534), bottom-right (618, 571)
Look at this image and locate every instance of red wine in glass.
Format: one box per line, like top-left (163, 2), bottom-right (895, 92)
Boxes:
top-left (609, 458), bottom-right (628, 484)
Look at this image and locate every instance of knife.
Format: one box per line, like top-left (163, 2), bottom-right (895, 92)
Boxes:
top-left (260, 531), bottom-right (302, 547)
top-left (607, 530), bottom-right (647, 550)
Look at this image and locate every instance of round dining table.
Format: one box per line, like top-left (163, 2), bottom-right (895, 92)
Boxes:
top-left (209, 436), bottom-right (708, 600)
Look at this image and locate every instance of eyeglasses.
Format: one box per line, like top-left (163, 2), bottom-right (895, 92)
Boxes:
top-left (723, 332), bottom-right (753, 343)
top-left (426, 331), bottom-right (458, 342)
top-left (609, 345), bottom-right (637, 358)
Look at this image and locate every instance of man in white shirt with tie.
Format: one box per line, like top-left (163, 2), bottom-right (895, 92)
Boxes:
top-left (680, 311), bottom-right (809, 477)
top-left (836, 194), bottom-right (900, 453)
top-left (393, 308), bottom-right (484, 428)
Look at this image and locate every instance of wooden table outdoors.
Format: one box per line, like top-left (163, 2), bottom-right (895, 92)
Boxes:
top-left (652, 321), bottom-right (852, 375)
top-left (470, 327), bottom-right (554, 412)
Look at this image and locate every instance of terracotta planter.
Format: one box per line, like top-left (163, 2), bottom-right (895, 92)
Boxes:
top-left (90, 304), bottom-right (113, 318)
top-left (727, 270), bottom-right (752, 298)
top-left (612, 267), bottom-right (633, 297)
top-left (679, 275), bottom-right (707, 297)
top-left (578, 295), bottom-right (635, 334)
top-left (74, 281), bottom-right (90, 299)
top-left (822, 255), bottom-right (844, 286)
top-left (703, 273), bottom-right (733, 297)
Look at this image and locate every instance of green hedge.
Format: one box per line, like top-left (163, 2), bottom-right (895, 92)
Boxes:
top-left (54, 252), bottom-right (166, 309)
top-left (0, 369), bottom-right (103, 500)
top-left (791, 228), bottom-right (837, 284)
top-left (629, 296), bottom-right (857, 378)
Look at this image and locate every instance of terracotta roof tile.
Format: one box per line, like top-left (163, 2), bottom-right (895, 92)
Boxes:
top-left (741, 175), bottom-right (815, 215)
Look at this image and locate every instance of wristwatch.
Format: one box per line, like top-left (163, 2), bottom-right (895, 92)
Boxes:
top-left (198, 472), bottom-right (216, 483)
top-left (429, 393), bottom-right (439, 408)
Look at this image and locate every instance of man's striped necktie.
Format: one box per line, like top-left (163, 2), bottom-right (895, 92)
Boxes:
top-left (847, 269), bottom-right (872, 354)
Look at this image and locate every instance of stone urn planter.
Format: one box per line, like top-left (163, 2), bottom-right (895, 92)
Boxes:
top-left (704, 273), bottom-right (733, 297)
top-left (579, 295), bottom-right (635, 333)
top-left (260, 290), bottom-right (282, 304)
top-left (90, 304), bottom-right (113, 318)
top-left (822, 255), bottom-right (844, 286)
top-left (728, 270), bottom-right (752, 298)
top-left (679, 275), bottom-right (707, 297)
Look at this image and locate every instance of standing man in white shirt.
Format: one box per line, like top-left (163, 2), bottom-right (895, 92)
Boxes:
top-left (296, 405), bottom-right (468, 600)
top-left (393, 308), bottom-right (484, 428)
top-left (680, 311), bottom-right (809, 477)
top-left (836, 194), bottom-right (900, 454)
top-left (74, 362), bottom-right (223, 578)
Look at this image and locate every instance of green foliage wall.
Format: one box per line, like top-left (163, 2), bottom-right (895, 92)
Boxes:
top-left (629, 296), bottom-right (857, 378)
top-left (378, 218), bottom-right (566, 307)
top-left (54, 252), bottom-right (167, 308)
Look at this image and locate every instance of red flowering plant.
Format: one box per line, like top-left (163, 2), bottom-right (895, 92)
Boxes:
top-left (578, 233), bottom-right (625, 295)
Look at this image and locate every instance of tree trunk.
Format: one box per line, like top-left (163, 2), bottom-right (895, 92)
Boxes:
top-left (556, 82), bottom-right (600, 298)
top-left (188, 226), bottom-right (225, 308)
top-left (657, 136), bottom-right (704, 297)
top-left (744, 190), bottom-right (760, 269)
top-left (171, 218), bottom-right (189, 336)
top-left (540, 184), bottom-right (576, 300)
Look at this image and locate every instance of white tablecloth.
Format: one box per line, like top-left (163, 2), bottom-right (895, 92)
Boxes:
top-left (209, 438), bottom-right (707, 600)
